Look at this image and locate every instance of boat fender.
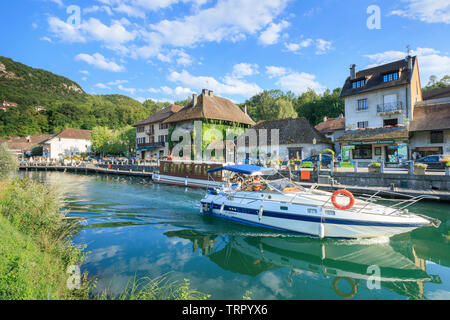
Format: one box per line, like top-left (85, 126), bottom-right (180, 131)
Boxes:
top-left (220, 203), bottom-right (225, 214)
top-left (331, 189), bottom-right (355, 210)
top-left (319, 224), bottom-right (325, 239)
top-left (332, 277), bottom-right (357, 299)
top-left (259, 206), bottom-right (264, 221)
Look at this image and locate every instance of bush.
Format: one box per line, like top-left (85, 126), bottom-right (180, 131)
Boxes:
top-left (0, 143), bottom-right (18, 179)
top-left (0, 178), bottom-right (89, 299)
top-left (369, 162), bottom-right (381, 168)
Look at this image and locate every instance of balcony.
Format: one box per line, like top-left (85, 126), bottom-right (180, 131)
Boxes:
top-left (377, 101), bottom-right (403, 114)
top-left (137, 142), bottom-right (165, 149)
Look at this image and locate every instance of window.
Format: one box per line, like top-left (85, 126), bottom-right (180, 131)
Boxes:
top-left (357, 121), bottom-right (368, 129)
top-left (383, 72), bottom-right (399, 82)
top-left (353, 145), bottom-right (372, 159)
top-left (430, 131), bottom-right (443, 144)
top-left (383, 118), bottom-right (398, 126)
top-left (357, 99), bottom-right (368, 111)
top-left (352, 79), bottom-right (365, 88)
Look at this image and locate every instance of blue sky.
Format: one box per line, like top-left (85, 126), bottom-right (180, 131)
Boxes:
top-left (1, 0), bottom-right (449, 103)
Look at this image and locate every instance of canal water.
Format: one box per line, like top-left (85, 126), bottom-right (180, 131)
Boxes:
top-left (23, 171), bottom-right (450, 300)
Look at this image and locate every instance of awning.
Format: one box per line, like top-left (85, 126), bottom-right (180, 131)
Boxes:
top-left (207, 164), bottom-right (277, 176)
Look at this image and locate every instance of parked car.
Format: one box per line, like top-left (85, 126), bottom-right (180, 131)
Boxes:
top-left (414, 154), bottom-right (450, 170)
top-left (301, 154), bottom-right (333, 167)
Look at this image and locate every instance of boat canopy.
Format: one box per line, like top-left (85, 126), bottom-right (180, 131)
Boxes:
top-left (207, 164), bottom-right (277, 176)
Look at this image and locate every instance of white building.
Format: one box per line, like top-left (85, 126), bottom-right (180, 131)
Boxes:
top-left (337, 55), bottom-right (422, 165)
top-left (42, 128), bottom-right (92, 159)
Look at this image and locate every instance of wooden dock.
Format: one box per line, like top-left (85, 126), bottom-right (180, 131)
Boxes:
top-left (19, 164), bottom-right (153, 178)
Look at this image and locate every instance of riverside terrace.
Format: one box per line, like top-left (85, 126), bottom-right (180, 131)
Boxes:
top-left (18, 159), bottom-right (450, 201)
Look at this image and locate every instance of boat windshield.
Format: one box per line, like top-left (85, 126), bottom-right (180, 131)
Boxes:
top-left (267, 179), bottom-right (304, 193)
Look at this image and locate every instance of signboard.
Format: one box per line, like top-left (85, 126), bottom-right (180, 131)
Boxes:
top-left (397, 143), bottom-right (408, 160)
top-left (300, 161), bottom-right (312, 168)
top-left (342, 145), bottom-right (354, 161)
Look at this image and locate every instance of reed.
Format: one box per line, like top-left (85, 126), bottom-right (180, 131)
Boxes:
top-left (95, 274), bottom-right (210, 300)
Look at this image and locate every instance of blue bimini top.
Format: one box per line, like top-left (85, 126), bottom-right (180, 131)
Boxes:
top-left (206, 164), bottom-right (277, 176)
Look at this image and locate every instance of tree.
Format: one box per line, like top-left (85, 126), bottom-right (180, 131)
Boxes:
top-left (423, 75), bottom-right (450, 91)
top-left (275, 97), bottom-right (297, 119)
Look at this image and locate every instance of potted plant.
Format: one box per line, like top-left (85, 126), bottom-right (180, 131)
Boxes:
top-left (368, 162), bottom-right (381, 173)
top-left (413, 162), bottom-right (427, 175)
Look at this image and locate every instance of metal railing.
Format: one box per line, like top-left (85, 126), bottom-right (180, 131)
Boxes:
top-left (377, 101), bottom-right (403, 113)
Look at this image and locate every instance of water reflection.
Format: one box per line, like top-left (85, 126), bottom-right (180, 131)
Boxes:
top-left (20, 171), bottom-right (450, 300)
top-left (165, 229), bottom-right (440, 299)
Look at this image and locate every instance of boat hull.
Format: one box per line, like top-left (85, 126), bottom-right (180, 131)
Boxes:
top-left (200, 192), bottom-right (431, 239)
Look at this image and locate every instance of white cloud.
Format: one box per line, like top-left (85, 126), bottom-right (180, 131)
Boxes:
top-left (108, 79), bottom-right (129, 85)
top-left (84, 5), bottom-right (114, 16)
top-left (232, 63), bottom-right (259, 78)
top-left (40, 36), bottom-right (52, 42)
top-left (315, 38), bottom-right (332, 55)
top-left (147, 0), bottom-right (289, 48)
top-left (276, 71), bottom-right (324, 94)
top-left (47, 16), bottom-right (137, 50)
top-left (390, 0), bottom-right (450, 24)
top-left (79, 70), bottom-right (90, 75)
top-left (258, 20), bottom-right (290, 45)
top-left (284, 39), bottom-right (313, 52)
top-left (160, 86), bottom-right (194, 97)
top-left (265, 66), bottom-right (287, 78)
top-left (118, 84), bottom-right (136, 94)
top-left (48, 17), bottom-right (85, 43)
top-left (82, 18), bottom-right (137, 45)
top-left (75, 53), bottom-right (125, 72)
top-left (94, 83), bottom-right (111, 89)
top-left (284, 38), bottom-right (332, 55)
top-left (114, 4), bottom-right (146, 18)
top-left (365, 47), bottom-right (450, 84)
top-left (168, 69), bottom-right (262, 98)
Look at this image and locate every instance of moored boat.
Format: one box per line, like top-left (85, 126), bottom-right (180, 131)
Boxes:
top-left (200, 164), bottom-right (440, 239)
top-left (152, 160), bottom-right (226, 188)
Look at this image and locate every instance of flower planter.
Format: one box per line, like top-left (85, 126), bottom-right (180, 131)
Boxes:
top-left (368, 167), bottom-right (381, 174)
top-left (414, 167), bottom-right (426, 175)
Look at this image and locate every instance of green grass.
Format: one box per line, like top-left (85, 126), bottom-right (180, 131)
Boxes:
top-left (0, 177), bottom-right (89, 300)
top-left (95, 275), bottom-right (210, 300)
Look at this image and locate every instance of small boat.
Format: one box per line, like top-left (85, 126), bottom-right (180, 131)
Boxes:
top-left (152, 160), bottom-right (226, 188)
top-left (200, 164), bottom-right (440, 239)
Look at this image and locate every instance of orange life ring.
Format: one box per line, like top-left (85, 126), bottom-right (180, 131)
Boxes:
top-left (332, 277), bottom-right (357, 299)
top-left (331, 189), bottom-right (355, 210)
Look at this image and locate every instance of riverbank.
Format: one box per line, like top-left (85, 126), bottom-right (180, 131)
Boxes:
top-left (0, 177), bottom-right (89, 299)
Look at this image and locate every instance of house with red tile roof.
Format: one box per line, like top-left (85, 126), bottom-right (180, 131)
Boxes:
top-left (41, 128), bottom-right (92, 159)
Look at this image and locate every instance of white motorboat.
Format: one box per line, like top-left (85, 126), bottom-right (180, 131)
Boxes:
top-left (200, 164), bottom-right (440, 239)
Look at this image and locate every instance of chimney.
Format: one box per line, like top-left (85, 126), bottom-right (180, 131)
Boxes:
top-left (407, 55), bottom-right (413, 71)
top-left (202, 89), bottom-right (208, 95)
top-left (339, 113), bottom-right (344, 118)
top-left (26, 135), bottom-right (31, 143)
top-left (192, 93), bottom-right (198, 106)
top-left (208, 90), bottom-right (214, 97)
top-left (243, 104), bottom-right (247, 114)
top-left (350, 64), bottom-right (356, 80)
top-left (323, 116), bottom-right (328, 122)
